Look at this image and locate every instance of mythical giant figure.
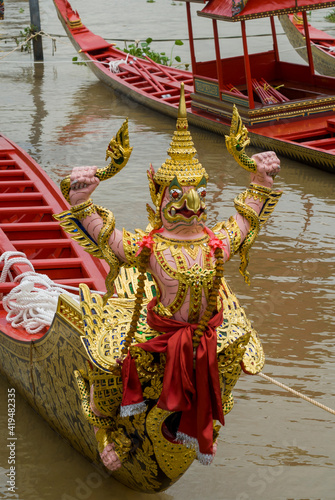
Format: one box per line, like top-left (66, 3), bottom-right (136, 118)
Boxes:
top-left (56, 85), bottom-right (281, 492)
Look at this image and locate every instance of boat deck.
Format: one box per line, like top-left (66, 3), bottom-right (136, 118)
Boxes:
top-left (91, 47), bottom-right (195, 108)
top-left (0, 135), bottom-right (108, 308)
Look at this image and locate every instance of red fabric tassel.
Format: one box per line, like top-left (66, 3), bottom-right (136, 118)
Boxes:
top-left (120, 298), bottom-right (224, 456)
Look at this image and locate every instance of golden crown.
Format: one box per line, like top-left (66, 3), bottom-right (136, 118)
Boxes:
top-left (153, 83), bottom-right (208, 187)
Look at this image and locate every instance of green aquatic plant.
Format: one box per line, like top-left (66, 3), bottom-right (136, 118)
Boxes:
top-left (325, 9), bottom-right (335, 22)
top-left (14, 25), bottom-right (38, 53)
top-left (72, 56), bottom-right (87, 66)
top-left (121, 37), bottom-right (184, 67)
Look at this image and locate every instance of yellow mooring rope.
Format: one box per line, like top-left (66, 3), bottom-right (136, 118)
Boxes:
top-left (258, 372), bottom-right (335, 416)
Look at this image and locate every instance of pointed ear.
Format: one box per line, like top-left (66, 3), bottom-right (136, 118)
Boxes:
top-left (149, 163), bottom-right (155, 178)
top-left (147, 164), bottom-right (159, 188)
top-left (147, 164), bottom-right (161, 205)
top-left (146, 204), bottom-right (156, 227)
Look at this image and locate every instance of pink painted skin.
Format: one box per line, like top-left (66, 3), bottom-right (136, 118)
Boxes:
top-left (89, 385), bottom-right (122, 471)
top-left (69, 151), bottom-right (280, 467)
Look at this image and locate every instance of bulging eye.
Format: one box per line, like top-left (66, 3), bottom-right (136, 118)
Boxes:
top-left (170, 188), bottom-right (182, 201)
top-left (197, 186), bottom-right (206, 198)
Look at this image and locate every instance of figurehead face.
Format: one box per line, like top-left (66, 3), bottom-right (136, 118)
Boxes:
top-left (160, 176), bottom-right (207, 232)
top-left (147, 83), bottom-right (209, 233)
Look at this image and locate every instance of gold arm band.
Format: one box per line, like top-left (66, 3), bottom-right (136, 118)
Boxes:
top-left (71, 199), bottom-right (96, 220)
top-left (245, 188), bottom-right (270, 203)
top-left (249, 183), bottom-right (272, 194)
top-left (95, 428), bottom-right (112, 454)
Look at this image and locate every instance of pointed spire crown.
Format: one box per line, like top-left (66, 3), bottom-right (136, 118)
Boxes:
top-left (153, 83), bottom-right (208, 187)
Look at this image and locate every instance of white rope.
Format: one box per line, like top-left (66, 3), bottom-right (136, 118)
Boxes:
top-left (314, 43), bottom-right (335, 52)
top-left (0, 251), bottom-right (80, 334)
top-left (108, 53), bottom-right (129, 73)
top-left (258, 372), bottom-right (335, 416)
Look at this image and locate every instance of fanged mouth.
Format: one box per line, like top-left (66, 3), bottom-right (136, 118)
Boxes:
top-left (169, 203), bottom-right (205, 219)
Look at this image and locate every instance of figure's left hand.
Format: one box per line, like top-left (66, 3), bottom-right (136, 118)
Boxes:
top-left (250, 151), bottom-right (281, 189)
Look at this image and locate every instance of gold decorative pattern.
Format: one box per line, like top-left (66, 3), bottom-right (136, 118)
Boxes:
top-left (53, 210), bottom-right (103, 258)
top-left (234, 190), bottom-right (260, 284)
top-left (213, 217), bottom-right (241, 257)
top-left (57, 294), bottom-right (83, 332)
top-left (79, 284), bottom-right (137, 372)
top-left (122, 228), bottom-right (142, 268)
top-left (114, 264), bottom-right (158, 303)
top-left (153, 232), bottom-right (214, 323)
top-left (70, 198), bottom-right (96, 220)
top-left (146, 406), bottom-right (196, 479)
top-left (0, 315), bottom-right (101, 465)
top-left (74, 369), bottom-right (115, 427)
top-left (194, 78), bottom-right (220, 98)
top-left (225, 105), bottom-right (257, 172)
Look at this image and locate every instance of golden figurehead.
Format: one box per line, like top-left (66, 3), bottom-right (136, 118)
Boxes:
top-left (55, 84), bottom-right (282, 492)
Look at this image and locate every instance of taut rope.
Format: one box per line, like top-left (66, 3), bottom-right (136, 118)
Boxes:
top-left (258, 372), bottom-right (335, 416)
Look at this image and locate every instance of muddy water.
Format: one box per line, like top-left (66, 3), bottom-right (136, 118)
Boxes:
top-left (0, 1), bottom-right (334, 499)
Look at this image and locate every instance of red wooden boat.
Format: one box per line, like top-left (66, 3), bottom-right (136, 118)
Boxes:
top-left (0, 134), bottom-right (112, 479)
top-left (279, 12), bottom-right (335, 77)
top-left (52, 0), bottom-right (335, 173)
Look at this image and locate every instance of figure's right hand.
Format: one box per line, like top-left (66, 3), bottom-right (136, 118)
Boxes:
top-left (100, 443), bottom-right (122, 471)
top-left (69, 166), bottom-right (100, 206)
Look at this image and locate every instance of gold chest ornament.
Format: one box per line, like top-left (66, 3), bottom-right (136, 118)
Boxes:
top-left (152, 233), bottom-right (217, 323)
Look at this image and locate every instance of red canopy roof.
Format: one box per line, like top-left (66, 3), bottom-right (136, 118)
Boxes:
top-left (199, 0), bottom-right (335, 21)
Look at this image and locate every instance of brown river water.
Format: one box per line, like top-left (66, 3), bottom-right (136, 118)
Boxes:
top-left (0, 1), bottom-right (334, 499)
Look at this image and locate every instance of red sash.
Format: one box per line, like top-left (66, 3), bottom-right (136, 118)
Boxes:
top-left (121, 298), bottom-right (224, 458)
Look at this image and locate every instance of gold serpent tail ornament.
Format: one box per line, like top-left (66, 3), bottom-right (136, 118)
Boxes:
top-left (225, 105), bottom-right (257, 173)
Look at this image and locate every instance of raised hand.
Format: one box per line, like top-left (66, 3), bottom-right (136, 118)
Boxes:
top-left (251, 151), bottom-right (281, 189)
top-left (69, 166), bottom-right (100, 206)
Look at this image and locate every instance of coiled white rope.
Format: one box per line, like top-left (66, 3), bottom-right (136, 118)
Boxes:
top-left (108, 53), bottom-right (129, 73)
top-left (0, 251), bottom-right (81, 334)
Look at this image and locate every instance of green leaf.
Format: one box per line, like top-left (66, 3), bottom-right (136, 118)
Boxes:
top-left (146, 37), bottom-right (153, 44)
top-left (175, 39), bottom-right (184, 46)
top-left (175, 56), bottom-right (181, 62)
